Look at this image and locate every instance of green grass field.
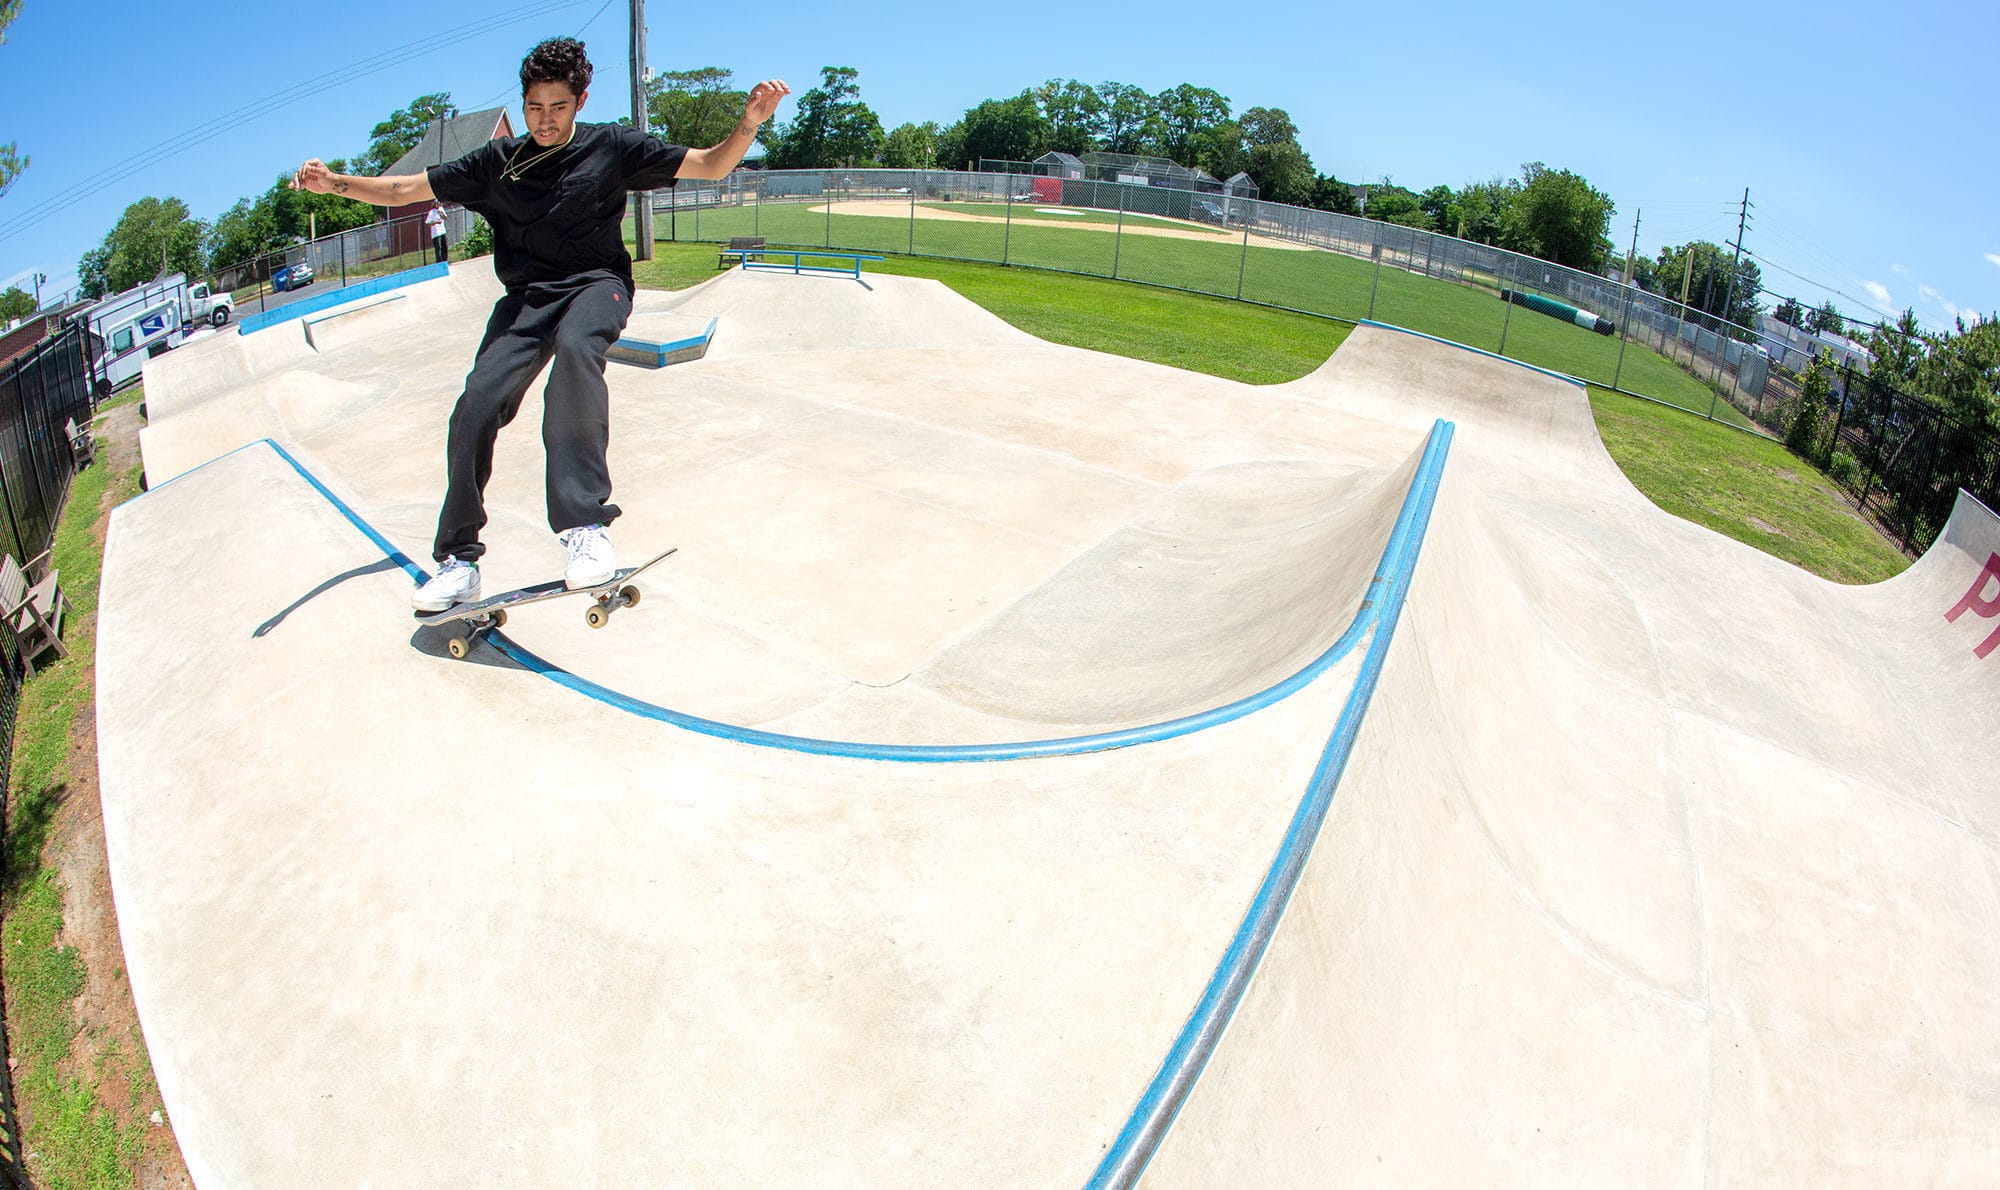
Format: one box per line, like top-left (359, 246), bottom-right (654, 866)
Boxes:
top-left (631, 241), bottom-right (1903, 581)
top-left (646, 200), bottom-right (1755, 428)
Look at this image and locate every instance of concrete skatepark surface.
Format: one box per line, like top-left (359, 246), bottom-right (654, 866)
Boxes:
top-left (100, 258), bottom-right (2000, 1185)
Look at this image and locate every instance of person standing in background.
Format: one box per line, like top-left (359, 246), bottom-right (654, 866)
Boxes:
top-left (426, 201), bottom-right (449, 264)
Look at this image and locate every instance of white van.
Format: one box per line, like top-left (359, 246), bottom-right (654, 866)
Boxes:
top-left (81, 277), bottom-right (188, 400)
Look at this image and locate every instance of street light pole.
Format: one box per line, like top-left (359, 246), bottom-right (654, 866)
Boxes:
top-left (629, 0), bottom-right (654, 260)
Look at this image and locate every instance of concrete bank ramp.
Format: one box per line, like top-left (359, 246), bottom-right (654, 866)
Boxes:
top-left (100, 265), bottom-right (2000, 1185)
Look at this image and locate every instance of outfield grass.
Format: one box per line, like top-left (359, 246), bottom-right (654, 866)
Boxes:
top-left (646, 200), bottom-right (1753, 427)
top-left (632, 241), bottom-right (1901, 581)
top-left (1587, 386), bottom-right (1907, 583)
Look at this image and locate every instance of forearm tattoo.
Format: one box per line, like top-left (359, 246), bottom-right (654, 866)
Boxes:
top-left (332, 178), bottom-right (349, 194)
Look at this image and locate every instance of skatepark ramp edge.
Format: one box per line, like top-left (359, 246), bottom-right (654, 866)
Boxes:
top-left (132, 423), bottom-right (1456, 762)
top-left (1086, 421), bottom-right (1455, 1188)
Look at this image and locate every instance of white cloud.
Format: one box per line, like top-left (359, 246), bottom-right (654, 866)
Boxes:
top-left (1918, 283), bottom-right (1969, 325)
top-left (1986, 253), bottom-right (2000, 269)
top-left (1892, 262), bottom-right (1912, 278)
top-left (1863, 280), bottom-right (1895, 310)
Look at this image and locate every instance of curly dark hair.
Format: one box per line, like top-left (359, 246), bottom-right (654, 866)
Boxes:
top-left (520, 37), bottom-right (593, 97)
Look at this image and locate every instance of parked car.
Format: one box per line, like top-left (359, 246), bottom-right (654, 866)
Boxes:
top-left (1192, 200), bottom-right (1227, 225)
top-left (272, 262), bottom-right (315, 292)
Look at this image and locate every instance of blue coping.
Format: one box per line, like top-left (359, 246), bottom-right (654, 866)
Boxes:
top-left (236, 261), bottom-right (451, 337)
top-left (1358, 319), bottom-right (1588, 389)
top-left (1086, 420), bottom-right (1456, 1189)
top-left (724, 248), bottom-right (886, 281)
top-left (613, 316), bottom-right (717, 366)
top-left (128, 421), bottom-right (1454, 764)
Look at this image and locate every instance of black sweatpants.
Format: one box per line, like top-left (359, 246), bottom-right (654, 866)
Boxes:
top-left (432, 233), bottom-right (449, 264)
top-left (432, 274), bottom-right (632, 563)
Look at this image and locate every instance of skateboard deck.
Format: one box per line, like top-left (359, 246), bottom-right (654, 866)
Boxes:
top-left (415, 547), bottom-right (677, 659)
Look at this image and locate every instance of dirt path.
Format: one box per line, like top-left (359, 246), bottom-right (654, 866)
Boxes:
top-left (810, 199), bottom-right (1314, 251)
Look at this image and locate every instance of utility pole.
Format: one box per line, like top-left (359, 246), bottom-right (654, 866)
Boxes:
top-left (1721, 187), bottom-right (1751, 328)
top-left (628, 0), bottom-right (654, 260)
top-left (1623, 208), bottom-right (1641, 286)
top-left (32, 272), bottom-right (44, 307)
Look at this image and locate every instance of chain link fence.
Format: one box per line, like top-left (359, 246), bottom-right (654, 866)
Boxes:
top-left (650, 168), bottom-right (1996, 551)
top-left (202, 207), bottom-right (479, 323)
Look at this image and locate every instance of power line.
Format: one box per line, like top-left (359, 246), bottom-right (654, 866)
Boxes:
top-left (465, 0), bottom-right (622, 115)
top-left (0, 0), bottom-right (590, 245)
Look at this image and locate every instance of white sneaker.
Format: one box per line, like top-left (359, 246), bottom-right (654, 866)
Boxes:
top-left (413, 558), bottom-right (480, 611)
top-left (559, 524), bottom-right (617, 589)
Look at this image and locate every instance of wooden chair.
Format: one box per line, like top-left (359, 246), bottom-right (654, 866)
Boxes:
top-left (65, 417), bottom-right (94, 469)
top-left (718, 235), bottom-right (767, 267)
top-left (0, 550), bottom-right (67, 678)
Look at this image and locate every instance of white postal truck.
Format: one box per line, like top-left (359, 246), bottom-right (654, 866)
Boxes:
top-left (79, 274), bottom-right (233, 400)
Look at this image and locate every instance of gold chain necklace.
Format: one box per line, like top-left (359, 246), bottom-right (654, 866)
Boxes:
top-left (501, 125), bottom-right (577, 182)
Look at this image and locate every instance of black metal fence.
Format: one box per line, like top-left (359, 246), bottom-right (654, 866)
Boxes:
top-left (1819, 365), bottom-right (2000, 553)
top-left (0, 324), bottom-right (92, 569)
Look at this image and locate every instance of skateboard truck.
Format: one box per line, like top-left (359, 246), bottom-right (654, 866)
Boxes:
top-left (415, 548), bottom-right (677, 660)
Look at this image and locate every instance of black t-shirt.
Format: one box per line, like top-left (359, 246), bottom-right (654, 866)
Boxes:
top-left (427, 122), bottom-right (688, 291)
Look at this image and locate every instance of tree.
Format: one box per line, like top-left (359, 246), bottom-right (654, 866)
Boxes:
top-left (1806, 301), bottom-right (1845, 338)
top-left (759, 67), bottom-right (882, 169)
top-left (1787, 353), bottom-right (1833, 462)
top-left (1, 0), bottom-right (27, 198)
top-left (357, 93), bottom-right (458, 176)
top-left (1197, 119), bottom-right (1247, 182)
top-left (1454, 178), bottom-right (1512, 244)
top-left (880, 121), bottom-right (940, 169)
top-left (1095, 82), bottom-right (1157, 155)
top-left (951, 93), bottom-right (1050, 167)
top-left (1152, 84), bottom-right (1230, 168)
top-left (1773, 296), bottom-right (1805, 328)
top-left (1307, 173), bottom-right (1358, 216)
top-left (1238, 107), bottom-right (1314, 205)
top-left (1507, 162), bottom-right (1615, 271)
top-left (1653, 240), bottom-right (1761, 328)
top-left (78, 197), bottom-right (206, 298)
top-left (1418, 185), bottom-right (1455, 232)
top-left (1035, 79), bottom-right (1102, 156)
top-left (0, 285), bottom-right (32, 321)
top-left (1863, 309), bottom-right (1925, 390)
top-left (648, 67), bottom-right (746, 148)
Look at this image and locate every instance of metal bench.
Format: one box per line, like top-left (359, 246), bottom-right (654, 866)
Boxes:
top-left (0, 550), bottom-right (67, 677)
top-left (718, 248), bottom-right (886, 281)
top-left (717, 236), bottom-right (767, 268)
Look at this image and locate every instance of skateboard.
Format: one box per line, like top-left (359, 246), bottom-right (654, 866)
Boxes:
top-left (414, 548), bottom-right (677, 660)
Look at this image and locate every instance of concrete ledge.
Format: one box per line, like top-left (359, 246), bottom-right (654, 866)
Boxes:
top-left (237, 261), bottom-right (450, 337)
top-left (301, 293), bottom-right (408, 351)
top-left (610, 314), bottom-right (717, 369)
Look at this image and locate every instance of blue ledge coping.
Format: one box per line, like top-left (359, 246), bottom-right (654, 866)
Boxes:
top-left (1087, 419), bottom-right (1456, 1189)
top-left (237, 261), bottom-right (451, 337)
top-left (613, 316), bottom-right (718, 364)
top-left (1358, 319), bottom-right (1588, 389)
top-left (133, 420), bottom-right (1454, 765)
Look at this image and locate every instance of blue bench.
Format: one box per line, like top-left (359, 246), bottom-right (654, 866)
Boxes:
top-left (719, 248), bottom-right (885, 281)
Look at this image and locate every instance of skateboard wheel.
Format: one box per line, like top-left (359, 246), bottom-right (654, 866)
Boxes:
top-left (585, 605), bottom-right (610, 629)
top-left (620, 585), bottom-right (641, 609)
top-left (447, 635), bottom-right (471, 660)
top-left (489, 608), bottom-right (507, 629)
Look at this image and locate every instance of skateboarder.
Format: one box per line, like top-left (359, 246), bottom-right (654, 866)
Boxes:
top-left (290, 38), bottom-right (788, 610)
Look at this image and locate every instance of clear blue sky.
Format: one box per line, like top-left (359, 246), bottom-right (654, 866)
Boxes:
top-left (2, 0), bottom-right (1992, 334)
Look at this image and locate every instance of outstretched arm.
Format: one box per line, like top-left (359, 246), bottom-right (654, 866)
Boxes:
top-left (677, 80), bottom-right (790, 181)
top-left (290, 160), bottom-right (435, 205)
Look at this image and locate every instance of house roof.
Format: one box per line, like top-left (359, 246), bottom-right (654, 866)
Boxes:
top-left (380, 107), bottom-right (513, 177)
